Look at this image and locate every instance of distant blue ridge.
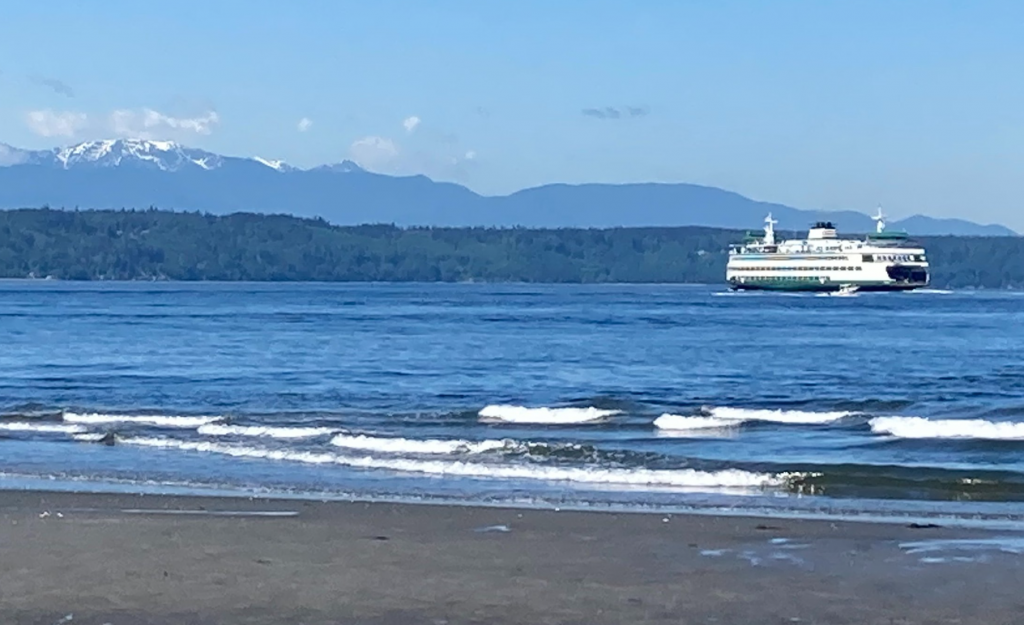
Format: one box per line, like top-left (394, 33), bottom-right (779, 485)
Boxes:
top-left (0, 139), bottom-right (1014, 236)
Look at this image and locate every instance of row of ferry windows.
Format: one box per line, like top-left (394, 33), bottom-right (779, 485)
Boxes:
top-left (741, 276), bottom-right (840, 282)
top-left (864, 254), bottom-right (925, 262)
top-left (732, 266), bottom-right (863, 272)
top-left (738, 254), bottom-right (924, 263)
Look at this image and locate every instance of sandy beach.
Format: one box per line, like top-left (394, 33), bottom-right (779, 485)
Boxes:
top-left (1, 491), bottom-right (1022, 624)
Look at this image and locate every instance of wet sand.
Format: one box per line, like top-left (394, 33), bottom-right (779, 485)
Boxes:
top-left (2, 490), bottom-right (1023, 624)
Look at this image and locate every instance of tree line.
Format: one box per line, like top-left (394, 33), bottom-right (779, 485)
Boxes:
top-left (0, 208), bottom-right (1020, 288)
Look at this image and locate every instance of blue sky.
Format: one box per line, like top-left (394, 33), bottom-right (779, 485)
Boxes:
top-left (2, 0), bottom-right (1023, 229)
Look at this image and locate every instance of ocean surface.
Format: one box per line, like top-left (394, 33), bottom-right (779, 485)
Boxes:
top-left (2, 281), bottom-right (1024, 526)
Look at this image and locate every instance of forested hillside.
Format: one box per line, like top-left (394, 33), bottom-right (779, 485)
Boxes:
top-left (0, 208), bottom-right (1020, 288)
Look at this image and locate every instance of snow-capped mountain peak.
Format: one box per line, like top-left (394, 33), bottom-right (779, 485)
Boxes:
top-left (50, 139), bottom-right (224, 171)
top-left (0, 139), bottom-right (356, 174)
top-left (253, 156), bottom-right (296, 172)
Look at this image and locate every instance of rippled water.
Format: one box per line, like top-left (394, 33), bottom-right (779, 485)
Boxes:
top-left (2, 282), bottom-right (1023, 524)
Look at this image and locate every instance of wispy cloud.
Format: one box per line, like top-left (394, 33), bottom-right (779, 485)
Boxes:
top-left (25, 109), bottom-right (88, 137)
top-left (349, 114), bottom-right (478, 181)
top-left (582, 106), bottom-right (649, 120)
top-left (403, 115), bottom-right (421, 133)
top-left (347, 132), bottom-right (479, 181)
top-left (31, 76), bottom-right (75, 98)
top-left (297, 117), bottom-right (313, 132)
top-left (349, 136), bottom-right (400, 169)
top-left (110, 108), bottom-right (220, 139)
top-left (23, 106), bottom-right (221, 141)
top-left (0, 143), bottom-right (29, 166)
top-left (582, 107), bottom-right (621, 120)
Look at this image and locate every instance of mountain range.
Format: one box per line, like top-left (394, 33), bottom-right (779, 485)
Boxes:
top-left (0, 139), bottom-right (1015, 235)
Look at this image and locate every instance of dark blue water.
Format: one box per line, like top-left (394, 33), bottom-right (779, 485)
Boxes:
top-left (2, 282), bottom-right (1024, 525)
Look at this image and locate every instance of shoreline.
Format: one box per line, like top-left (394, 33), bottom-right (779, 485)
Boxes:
top-left (3, 489), bottom-right (1023, 624)
top-left (0, 277), bottom-right (993, 289)
top-left (6, 475), bottom-right (1024, 532)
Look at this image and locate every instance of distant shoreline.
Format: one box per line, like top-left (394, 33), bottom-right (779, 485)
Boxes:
top-left (0, 278), bottom-right (1018, 291)
top-left (2, 208), bottom-right (1022, 288)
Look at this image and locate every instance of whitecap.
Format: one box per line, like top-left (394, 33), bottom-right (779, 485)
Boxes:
top-left (870, 416), bottom-right (1024, 440)
top-left (72, 432), bottom-right (110, 442)
top-left (0, 422), bottom-right (86, 434)
top-left (63, 412), bottom-right (223, 428)
top-left (330, 433), bottom-right (512, 455)
top-left (653, 414), bottom-right (738, 431)
top-left (121, 437), bottom-right (794, 490)
top-left (198, 424), bottom-right (336, 439)
top-left (706, 407), bottom-right (851, 425)
top-left (478, 405), bottom-right (619, 424)
top-left (123, 437), bottom-right (339, 464)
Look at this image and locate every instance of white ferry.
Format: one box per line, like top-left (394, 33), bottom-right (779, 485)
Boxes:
top-left (726, 209), bottom-right (929, 292)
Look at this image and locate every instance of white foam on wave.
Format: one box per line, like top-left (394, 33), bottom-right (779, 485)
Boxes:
top-left (479, 405), bottom-right (619, 424)
top-left (330, 433), bottom-right (512, 455)
top-left (352, 458), bottom-right (784, 489)
top-left (816, 291), bottom-right (859, 298)
top-left (124, 437), bottom-right (339, 464)
top-left (706, 407), bottom-right (851, 425)
top-left (121, 437), bottom-right (791, 489)
top-left (198, 424), bottom-right (336, 439)
top-left (653, 414), bottom-right (738, 431)
top-left (63, 412), bottom-right (223, 428)
top-left (870, 416), bottom-right (1024, 440)
top-left (72, 432), bottom-right (109, 442)
top-left (0, 422), bottom-right (86, 434)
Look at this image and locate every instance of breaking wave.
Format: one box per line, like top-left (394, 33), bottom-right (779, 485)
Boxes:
top-left (479, 405), bottom-right (619, 424)
top-left (72, 433), bottom-right (110, 442)
top-left (703, 407), bottom-right (851, 425)
top-left (121, 437), bottom-right (793, 490)
top-left (870, 416), bottom-right (1024, 440)
top-left (198, 424), bottom-right (336, 439)
top-left (653, 407), bottom-right (851, 430)
top-left (330, 433), bottom-right (512, 455)
top-left (0, 422), bottom-right (86, 434)
top-left (63, 412), bottom-right (223, 428)
top-left (653, 415), bottom-right (738, 431)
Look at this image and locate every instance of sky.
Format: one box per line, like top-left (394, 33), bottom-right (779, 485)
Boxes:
top-left (1, 0), bottom-right (1023, 229)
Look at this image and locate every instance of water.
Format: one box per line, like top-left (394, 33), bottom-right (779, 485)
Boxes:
top-left (2, 281), bottom-right (1024, 526)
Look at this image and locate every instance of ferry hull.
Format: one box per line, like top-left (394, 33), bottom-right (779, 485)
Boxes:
top-left (728, 280), bottom-right (927, 293)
